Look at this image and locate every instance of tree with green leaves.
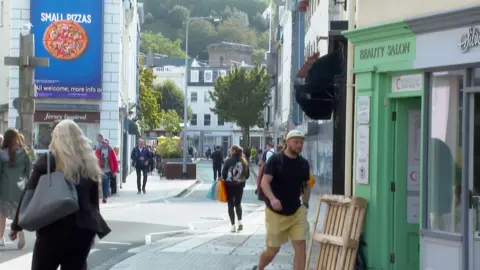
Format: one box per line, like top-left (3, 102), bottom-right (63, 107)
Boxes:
top-left (140, 32), bottom-right (186, 57)
top-left (154, 80), bottom-right (192, 120)
top-left (210, 65), bottom-right (270, 149)
top-left (139, 68), bottom-right (162, 131)
top-left (159, 109), bottom-right (183, 135)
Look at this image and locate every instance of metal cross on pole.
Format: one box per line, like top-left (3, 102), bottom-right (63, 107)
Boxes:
top-left (4, 33), bottom-right (49, 148)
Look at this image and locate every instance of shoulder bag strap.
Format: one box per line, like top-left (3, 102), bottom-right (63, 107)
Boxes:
top-left (47, 151), bottom-right (52, 187)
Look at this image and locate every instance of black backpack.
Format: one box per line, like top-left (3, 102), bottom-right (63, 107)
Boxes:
top-left (256, 153), bottom-right (283, 201)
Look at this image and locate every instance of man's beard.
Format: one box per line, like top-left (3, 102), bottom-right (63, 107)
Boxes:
top-left (286, 146), bottom-right (301, 155)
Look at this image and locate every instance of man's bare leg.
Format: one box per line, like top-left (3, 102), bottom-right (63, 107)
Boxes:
top-left (292, 240), bottom-right (306, 270)
top-left (257, 247), bottom-right (280, 270)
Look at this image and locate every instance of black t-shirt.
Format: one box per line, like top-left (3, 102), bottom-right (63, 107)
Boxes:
top-left (263, 152), bottom-right (309, 216)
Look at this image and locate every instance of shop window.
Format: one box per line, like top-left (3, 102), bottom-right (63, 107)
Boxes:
top-left (191, 114), bottom-right (197, 126)
top-left (427, 70), bottom-right (464, 233)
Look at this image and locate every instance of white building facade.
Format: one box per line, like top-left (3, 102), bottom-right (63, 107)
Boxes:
top-left (187, 67), bottom-right (264, 156)
top-left (0, 0), bottom-right (10, 133)
top-left (152, 66), bottom-right (185, 90)
top-left (4, 0), bottom-right (140, 153)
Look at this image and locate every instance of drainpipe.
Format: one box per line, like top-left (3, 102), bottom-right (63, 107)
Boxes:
top-left (344, 0), bottom-right (357, 196)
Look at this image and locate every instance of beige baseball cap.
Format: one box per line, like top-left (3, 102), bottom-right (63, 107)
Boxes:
top-left (286, 130), bottom-right (305, 140)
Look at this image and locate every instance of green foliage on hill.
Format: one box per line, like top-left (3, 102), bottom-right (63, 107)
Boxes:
top-left (140, 0), bottom-right (273, 62)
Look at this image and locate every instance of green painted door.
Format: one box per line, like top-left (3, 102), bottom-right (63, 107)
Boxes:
top-left (392, 98), bottom-right (421, 270)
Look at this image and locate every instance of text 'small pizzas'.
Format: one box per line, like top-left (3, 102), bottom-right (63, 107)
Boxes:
top-left (43, 20), bottom-right (88, 60)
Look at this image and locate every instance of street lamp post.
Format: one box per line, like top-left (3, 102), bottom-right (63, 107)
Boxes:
top-left (182, 16), bottom-right (221, 178)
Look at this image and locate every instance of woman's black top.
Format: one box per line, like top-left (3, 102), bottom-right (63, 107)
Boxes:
top-left (11, 153), bottom-right (111, 239)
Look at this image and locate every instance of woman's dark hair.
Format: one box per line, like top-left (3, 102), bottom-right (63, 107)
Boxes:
top-left (2, 129), bottom-right (25, 167)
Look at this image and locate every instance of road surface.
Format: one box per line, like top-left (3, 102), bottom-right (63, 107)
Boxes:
top-left (0, 160), bottom-right (262, 270)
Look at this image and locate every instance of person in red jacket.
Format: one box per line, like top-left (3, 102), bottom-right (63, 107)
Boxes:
top-left (95, 139), bottom-right (119, 203)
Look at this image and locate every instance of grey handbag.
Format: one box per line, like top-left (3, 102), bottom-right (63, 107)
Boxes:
top-left (18, 152), bottom-right (79, 231)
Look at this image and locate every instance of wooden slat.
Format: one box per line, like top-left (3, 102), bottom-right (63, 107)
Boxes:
top-left (305, 195), bottom-right (367, 270)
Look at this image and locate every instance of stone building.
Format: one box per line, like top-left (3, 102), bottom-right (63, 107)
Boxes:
top-left (207, 42), bottom-right (253, 66)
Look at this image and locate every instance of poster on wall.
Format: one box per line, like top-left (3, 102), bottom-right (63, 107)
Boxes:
top-left (357, 96), bottom-right (370, 124)
top-left (31, 0), bottom-right (103, 99)
top-left (355, 125), bottom-right (370, 184)
top-left (407, 109), bottom-right (421, 192)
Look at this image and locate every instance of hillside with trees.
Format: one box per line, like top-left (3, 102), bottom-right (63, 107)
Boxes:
top-left (140, 0), bottom-right (273, 63)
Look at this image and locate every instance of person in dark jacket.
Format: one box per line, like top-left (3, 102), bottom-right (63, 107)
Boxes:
top-left (10, 119), bottom-right (111, 270)
top-left (130, 139), bottom-right (152, 194)
top-left (222, 144), bottom-right (250, 233)
top-left (211, 146), bottom-right (224, 180)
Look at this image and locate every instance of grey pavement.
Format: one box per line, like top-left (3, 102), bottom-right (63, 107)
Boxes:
top-left (109, 177), bottom-right (325, 270)
top-left (0, 163), bottom-right (210, 270)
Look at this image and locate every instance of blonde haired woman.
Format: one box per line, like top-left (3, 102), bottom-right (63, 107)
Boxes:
top-left (10, 120), bottom-right (111, 270)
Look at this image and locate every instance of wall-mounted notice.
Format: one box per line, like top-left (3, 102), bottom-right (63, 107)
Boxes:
top-left (392, 74), bottom-right (422, 93)
top-left (407, 109), bottom-right (421, 192)
top-left (357, 96), bottom-right (370, 124)
top-left (355, 125), bottom-right (370, 184)
top-left (407, 109), bottom-right (421, 224)
top-left (407, 196), bottom-right (420, 223)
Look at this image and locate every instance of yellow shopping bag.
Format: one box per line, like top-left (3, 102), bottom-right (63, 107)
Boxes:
top-left (217, 179), bottom-right (228, 202)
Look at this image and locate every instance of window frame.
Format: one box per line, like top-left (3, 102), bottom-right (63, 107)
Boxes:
top-left (190, 92), bottom-right (197, 102)
top-left (191, 114), bottom-right (197, 126)
top-left (204, 114), bottom-right (211, 126)
top-left (218, 116), bottom-right (224, 126)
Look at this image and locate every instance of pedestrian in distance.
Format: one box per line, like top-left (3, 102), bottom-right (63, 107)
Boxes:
top-left (275, 144), bottom-right (284, 153)
top-left (253, 130), bottom-right (311, 270)
top-left (0, 129), bottom-right (30, 249)
top-left (211, 146), bottom-right (224, 181)
top-left (10, 119), bottom-right (111, 270)
top-left (222, 144), bottom-right (250, 233)
top-left (259, 143), bottom-right (274, 166)
top-left (93, 133), bottom-right (103, 151)
top-left (95, 138), bottom-right (119, 203)
top-left (130, 138), bottom-right (152, 194)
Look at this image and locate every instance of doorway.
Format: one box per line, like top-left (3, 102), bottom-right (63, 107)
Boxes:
top-left (463, 89), bottom-right (480, 270)
top-left (392, 97), bottom-right (421, 270)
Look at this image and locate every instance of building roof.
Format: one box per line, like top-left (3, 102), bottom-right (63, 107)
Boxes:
top-left (207, 42), bottom-right (254, 52)
top-left (152, 57), bottom-right (194, 67)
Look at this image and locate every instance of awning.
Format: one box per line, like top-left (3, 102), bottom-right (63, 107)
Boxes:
top-left (297, 52), bottom-right (319, 78)
top-left (294, 50), bottom-right (342, 120)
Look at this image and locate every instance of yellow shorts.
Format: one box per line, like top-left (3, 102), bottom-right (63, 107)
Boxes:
top-left (265, 205), bottom-right (309, 248)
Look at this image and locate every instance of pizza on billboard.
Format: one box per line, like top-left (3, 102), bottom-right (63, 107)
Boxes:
top-left (43, 20), bottom-right (88, 60)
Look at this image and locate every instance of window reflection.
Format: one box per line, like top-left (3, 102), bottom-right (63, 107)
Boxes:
top-left (428, 71), bottom-right (463, 232)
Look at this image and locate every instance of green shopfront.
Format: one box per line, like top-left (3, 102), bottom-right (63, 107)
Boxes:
top-left (344, 5), bottom-right (480, 270)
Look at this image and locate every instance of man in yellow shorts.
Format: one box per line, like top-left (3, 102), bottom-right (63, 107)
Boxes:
top-left (253, 130), bottom-right (311, 270)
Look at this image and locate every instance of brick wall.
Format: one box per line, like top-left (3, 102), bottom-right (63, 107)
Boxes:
top-left (101, 0), bottom-right (122, 147)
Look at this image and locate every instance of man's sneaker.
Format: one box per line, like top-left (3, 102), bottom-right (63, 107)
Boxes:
top-left (230, 225), bottom-right (236, 233)
top-left (17, 231), bottom-right (25, 250)
top-left (237, 224), bottom-right (244, 232)
top-left (142, 190), bottom-right (146, 194)
top-left (137, 191), bottom-right (141, 195)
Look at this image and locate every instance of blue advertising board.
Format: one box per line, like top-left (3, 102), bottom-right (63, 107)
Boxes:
top-left (31, 0), bottom-right (103, 99)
